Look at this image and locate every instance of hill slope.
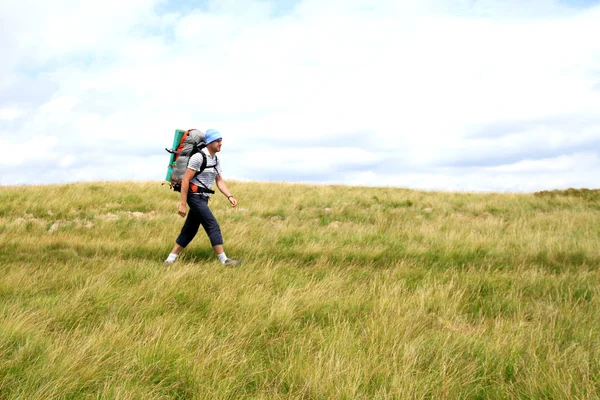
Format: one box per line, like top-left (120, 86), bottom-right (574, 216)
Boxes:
top-left (0, 182), bottom-right (599, 399)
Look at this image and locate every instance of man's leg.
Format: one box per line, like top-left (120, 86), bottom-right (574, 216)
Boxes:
top-left (195, 200), bottom-right (241, 265)
top-left (170, 243), bottom-right (184, 255)
top-left (164, 198), bottom-right (202, 264)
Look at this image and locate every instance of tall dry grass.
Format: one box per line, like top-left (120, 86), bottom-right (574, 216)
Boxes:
top-left (0, 181), bottom-right (598, 399)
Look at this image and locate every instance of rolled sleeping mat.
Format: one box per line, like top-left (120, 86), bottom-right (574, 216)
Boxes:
top-left (166, 129), bottom-right (186, 182)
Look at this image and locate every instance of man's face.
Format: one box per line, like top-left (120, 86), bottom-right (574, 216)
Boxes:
top-left (208, 139), bottom-right (222, 153)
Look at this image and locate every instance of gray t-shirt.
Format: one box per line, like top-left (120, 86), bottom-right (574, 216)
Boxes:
top-left (188, 149), bottom-right (222, 197)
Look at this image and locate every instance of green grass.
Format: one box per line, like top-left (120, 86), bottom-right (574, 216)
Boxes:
top-left (0, 181), bottom-right (599, 399)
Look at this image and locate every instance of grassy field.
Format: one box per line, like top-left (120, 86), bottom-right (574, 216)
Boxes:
top-left (0, 181), bottom-right (598, 399)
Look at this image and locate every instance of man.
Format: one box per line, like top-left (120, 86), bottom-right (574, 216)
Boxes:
top-left (164, 129), bottom-right (242, 266)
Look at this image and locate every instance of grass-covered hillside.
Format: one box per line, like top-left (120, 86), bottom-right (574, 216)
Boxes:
top-left (0, 181), bottom-right (599, 399)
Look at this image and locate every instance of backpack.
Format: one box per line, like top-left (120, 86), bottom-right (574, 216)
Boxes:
top-left (165, 129), bottom-right (218, 193)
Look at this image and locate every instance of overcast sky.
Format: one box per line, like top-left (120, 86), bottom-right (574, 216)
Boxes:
top-left (1, 0), bottom-right (599, 192)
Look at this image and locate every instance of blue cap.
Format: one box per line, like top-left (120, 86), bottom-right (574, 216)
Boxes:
top-left (205, 129), bottom-right (222, 144)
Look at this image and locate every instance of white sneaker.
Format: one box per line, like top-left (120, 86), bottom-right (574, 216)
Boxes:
top-left (163, 259), bottom-right (176, 266)
top-left (223, 258), bottom-right (242, 266)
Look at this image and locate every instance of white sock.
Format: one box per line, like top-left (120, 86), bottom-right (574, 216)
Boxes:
top-left (217, 252), bottom-right (227, 263)
top-left (166, 253), bottom-right (178, 262)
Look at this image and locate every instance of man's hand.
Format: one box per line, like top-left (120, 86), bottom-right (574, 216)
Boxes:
top-left (178, 203), bottom-right (187, 217)
top-left (228, 196), bottom-right (238, 207)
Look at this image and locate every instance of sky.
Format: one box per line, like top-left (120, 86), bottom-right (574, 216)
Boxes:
top-left (1, 0), bottom-right (599, 192)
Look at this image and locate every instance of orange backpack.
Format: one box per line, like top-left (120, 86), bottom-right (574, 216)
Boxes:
top-left (165, 129), bottom-right (207, 192)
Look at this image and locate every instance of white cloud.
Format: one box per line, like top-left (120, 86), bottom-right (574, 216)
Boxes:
top-left (0, 107), bottom-right (26, 121)
top-left (0, 0), bottom-right (599, 191)
top-left (485, 152), bottom-right (598, 173)
top-left (344, 152), bottom-right (600, 192)
top-left (0, 135), bottom-right (59, 174)
top-left (58, 154), bottom-right (76, 168)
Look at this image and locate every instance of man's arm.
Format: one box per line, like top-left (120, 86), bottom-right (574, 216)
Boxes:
top-left (215, 174), bottom-right (237, 207)
top-left (178, 168), bottom-right (196, 217)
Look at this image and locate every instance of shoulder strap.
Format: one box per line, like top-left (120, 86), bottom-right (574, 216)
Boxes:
top-left (193, 152), bottom-right (216, 177)
top-left (191, 151), bottom-right (218, 194)
top-left (200, 151), bottom-right (207, 173)
top-left (196, 152), bottom-right (217, 174)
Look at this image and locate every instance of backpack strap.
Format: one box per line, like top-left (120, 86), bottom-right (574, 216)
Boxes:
top-left (191, 151), bottom-right (218, 194)
top-left (200, 151), bottom-right (207, 173)
top-left (190, 183), bottom-right (215, 194)
top-left (196, 151), bottom-right (218, 174)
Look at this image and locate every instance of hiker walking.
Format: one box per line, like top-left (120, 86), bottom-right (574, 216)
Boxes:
top-left (164, 129), bottom-right (242, 266)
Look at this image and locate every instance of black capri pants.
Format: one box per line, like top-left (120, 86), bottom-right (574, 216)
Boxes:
top-left (176, 194), bottom-right (223, 248)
